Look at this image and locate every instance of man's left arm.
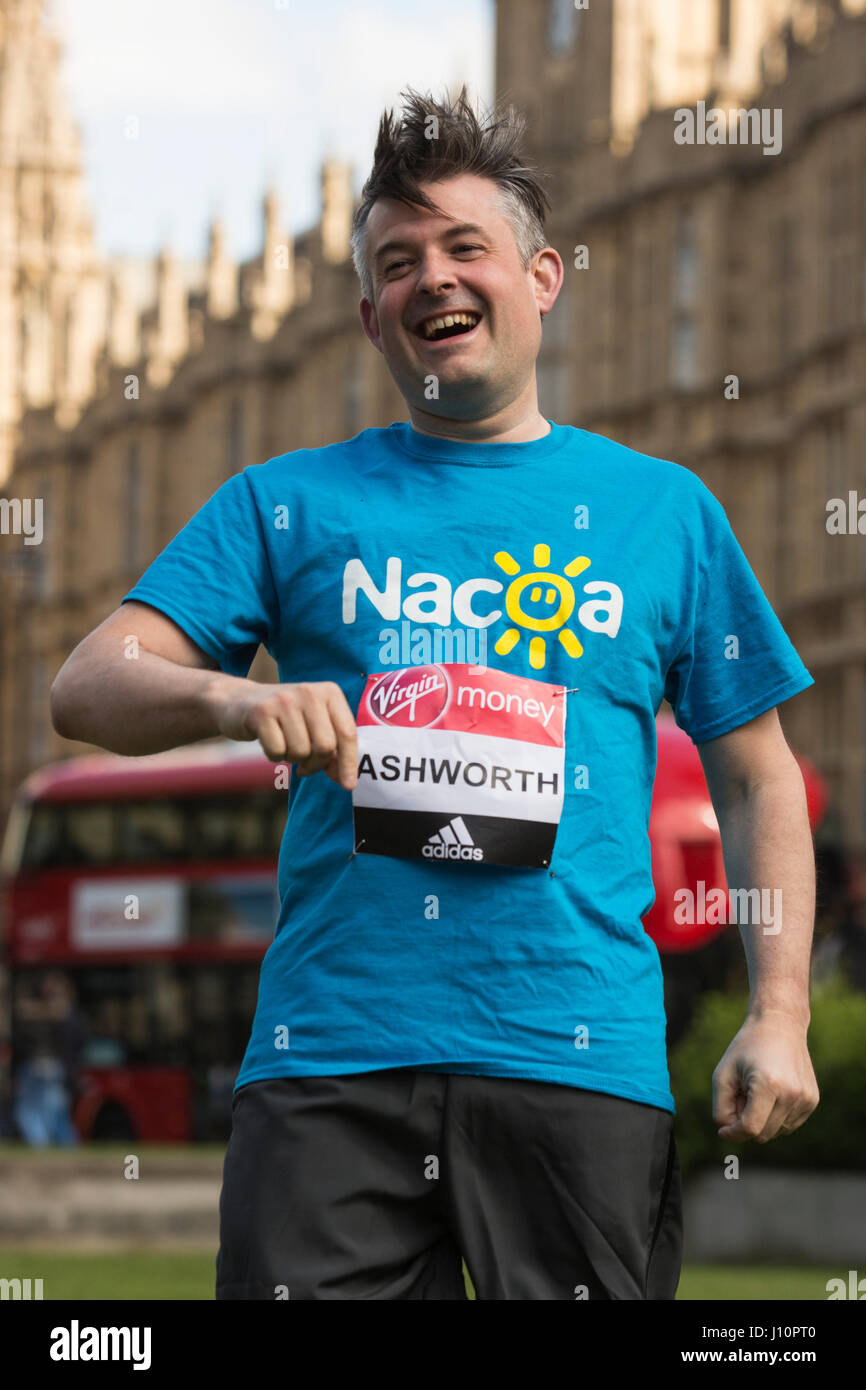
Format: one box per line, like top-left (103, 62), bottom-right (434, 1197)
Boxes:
top-left (697, 706), bottom-right (820, 1144)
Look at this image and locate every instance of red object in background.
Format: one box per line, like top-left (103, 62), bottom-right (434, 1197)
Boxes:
top-left (74, 1067), bottom-right (191, 1142)
top-left (645, 712), bottom-right (829, 953)
top-left (794, 748), bottom-right (829, 832)
top-left (1, 738), bottom-right (283, 1144)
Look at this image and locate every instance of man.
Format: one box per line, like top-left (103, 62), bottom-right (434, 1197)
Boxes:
top-left (50, 87), bottom-right (819, 1300)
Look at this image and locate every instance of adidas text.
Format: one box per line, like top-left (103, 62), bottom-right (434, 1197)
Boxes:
top-left (423, 841), bottom-right (484, 861)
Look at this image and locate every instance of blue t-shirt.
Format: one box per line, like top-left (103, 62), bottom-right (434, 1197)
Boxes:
top-left (121, 420), bottom-right (814, 1113)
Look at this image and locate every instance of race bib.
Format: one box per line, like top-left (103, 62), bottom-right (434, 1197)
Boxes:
top-left (352, 663), bottom-right (567, 868)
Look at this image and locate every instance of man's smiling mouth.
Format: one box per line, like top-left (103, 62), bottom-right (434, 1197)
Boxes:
top-left (413, 310), bottom-right (483, 341)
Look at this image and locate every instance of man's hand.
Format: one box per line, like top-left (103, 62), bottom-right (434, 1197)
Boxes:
top-left (712, 1010), bottom-right (819, 1143)
top-left (209, 678), bottom-right (358, 790)
top-left (50, 603), bottom-right (361, 773)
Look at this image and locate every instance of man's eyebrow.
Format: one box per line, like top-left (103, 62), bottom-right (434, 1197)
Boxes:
top-left (373, 223), bottom-right (489, 264)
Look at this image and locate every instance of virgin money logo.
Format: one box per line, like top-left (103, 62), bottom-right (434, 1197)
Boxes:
top-left (368, 666), bottom-right (449, 726)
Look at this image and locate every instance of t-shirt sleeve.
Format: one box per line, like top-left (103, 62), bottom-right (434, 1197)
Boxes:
top-left (120, 468), bottom-right (280, 679)
top-left (663, 504), bottom-right (814, 744)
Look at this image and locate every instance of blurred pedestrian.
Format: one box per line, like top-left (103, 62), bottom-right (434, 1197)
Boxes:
top-left (13, 971), bottom-right (84, 1147)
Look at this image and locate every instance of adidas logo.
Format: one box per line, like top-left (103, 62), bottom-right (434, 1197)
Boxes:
top-left (422, 815), bottom-right (484, 861)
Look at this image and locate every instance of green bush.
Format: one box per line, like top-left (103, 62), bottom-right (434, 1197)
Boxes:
top-left (669, 977), bottom-right (866, 1180)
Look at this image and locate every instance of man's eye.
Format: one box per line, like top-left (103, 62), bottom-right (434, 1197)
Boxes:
top-left (384, 245), bottom-right (481, 274)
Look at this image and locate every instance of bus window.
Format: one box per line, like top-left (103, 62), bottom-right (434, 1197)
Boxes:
top-left (126, 994), bottom-right (151, 1053)
top-left (79, 1037), bottom-right (126, 1067)
top-left (185, 963), bottom-right (262, 1139)
top-left (15, 795), bottom-right (285, 870)
top-left (268, 802), bottom-right (287, 855)
top-left (20, 802), bottom-right (117, 868)
top-left (188, 874), bottom-right (279, 942)
top-left (75, 965), bottom-right (189, 1067)
top-left (118, 801), bottom-right (188, 862)
top-left (65, 804), bottom-right (116, 865)
top-left (191, 799), bottom-right (265, 859)
top-left (0, 800), bottom-right (31, 876)
top-left (187, 963), bottom-right (261, 1064)
top-left (152, 969), bottom-right (188, 1051)
top-left (20, 803), bottom-right (65, 869)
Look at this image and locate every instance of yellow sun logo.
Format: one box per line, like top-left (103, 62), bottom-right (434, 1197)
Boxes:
top-left (493, 543), bottom-right (591, 670)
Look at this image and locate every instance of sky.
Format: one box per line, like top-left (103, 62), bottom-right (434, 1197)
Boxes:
top-left (46, 0), bottom-right (495, 264)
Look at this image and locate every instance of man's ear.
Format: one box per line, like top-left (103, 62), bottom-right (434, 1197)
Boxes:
top-left (533, 248), bottom-right (564, 316)
top-left (359, 297), bottom-right (383, 353)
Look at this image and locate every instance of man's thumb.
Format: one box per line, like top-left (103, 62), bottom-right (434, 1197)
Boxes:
top-left (712, 1058), bottom-right (744, 1127)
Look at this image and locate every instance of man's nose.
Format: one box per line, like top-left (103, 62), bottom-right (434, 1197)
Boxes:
top-left (414, 252), bottom-right (458, 295)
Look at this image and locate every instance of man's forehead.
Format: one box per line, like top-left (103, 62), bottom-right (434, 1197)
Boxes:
top-left (367, 178), bottom-right (505, 244)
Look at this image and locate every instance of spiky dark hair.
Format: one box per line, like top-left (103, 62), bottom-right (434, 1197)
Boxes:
top-left (351, 84), bottom-right (551, 304)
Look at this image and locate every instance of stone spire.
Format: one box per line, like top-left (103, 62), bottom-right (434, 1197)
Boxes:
top-left (145, 246), bottom-right (189, 386)
top-left (320, 158), bottom-right (353, 264)
top-left (107, 261), bottom-right (142, 366)
top-left (244, 190), bottom-right (294, 339)
top-left (206, 215), bottom-right (238, 319)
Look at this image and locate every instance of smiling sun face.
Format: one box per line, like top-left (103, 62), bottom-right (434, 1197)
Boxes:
top-left (493, 544), bottom-right (591, 670)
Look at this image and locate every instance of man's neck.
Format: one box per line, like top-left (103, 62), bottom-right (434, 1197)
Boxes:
top-left (406, 402), bottom-right (552, 445)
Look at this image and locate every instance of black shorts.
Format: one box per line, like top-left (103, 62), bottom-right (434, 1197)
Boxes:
top-left (216, 1068), bottom-right (682, 1300)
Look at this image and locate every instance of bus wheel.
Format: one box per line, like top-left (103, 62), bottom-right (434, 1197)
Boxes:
top-left (91, 1103), bottom-right (136, 1142)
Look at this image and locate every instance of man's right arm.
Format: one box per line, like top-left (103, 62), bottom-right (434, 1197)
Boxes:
top-left (49, 601), bottom-right (358, 788)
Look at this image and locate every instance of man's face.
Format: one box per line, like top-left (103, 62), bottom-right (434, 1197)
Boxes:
top-left (359, 173), bottom-right (561, 418)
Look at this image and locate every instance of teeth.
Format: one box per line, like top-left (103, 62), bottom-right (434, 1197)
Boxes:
top-left (421, 311), bottom-right (480, 338)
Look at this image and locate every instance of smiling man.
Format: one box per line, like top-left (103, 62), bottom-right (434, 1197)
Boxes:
top-left (358, 166), bottom-right (557, 438)
top-left (50, 86), bottom-right (819, 1301)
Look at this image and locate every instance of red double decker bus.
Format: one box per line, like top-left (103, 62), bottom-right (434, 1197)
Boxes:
top-left (1, 738), bottom-right (286, 1142)
top-left (0, 716), bottom-right (828, 1142)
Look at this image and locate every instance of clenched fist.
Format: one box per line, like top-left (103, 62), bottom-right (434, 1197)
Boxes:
top-left (210, 678), bottom-right (358, 789)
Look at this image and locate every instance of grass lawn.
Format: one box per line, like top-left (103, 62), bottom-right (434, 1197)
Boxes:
top-left (0, 1250), bottom-right (840, 1300)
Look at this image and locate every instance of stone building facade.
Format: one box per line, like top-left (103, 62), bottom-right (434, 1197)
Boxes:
top-left (0, 0), bottom-right (109, 486)
top-left (507, 0), bottom-right (866, 862)
top-left (1, 0), bottom-right (865, 867)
